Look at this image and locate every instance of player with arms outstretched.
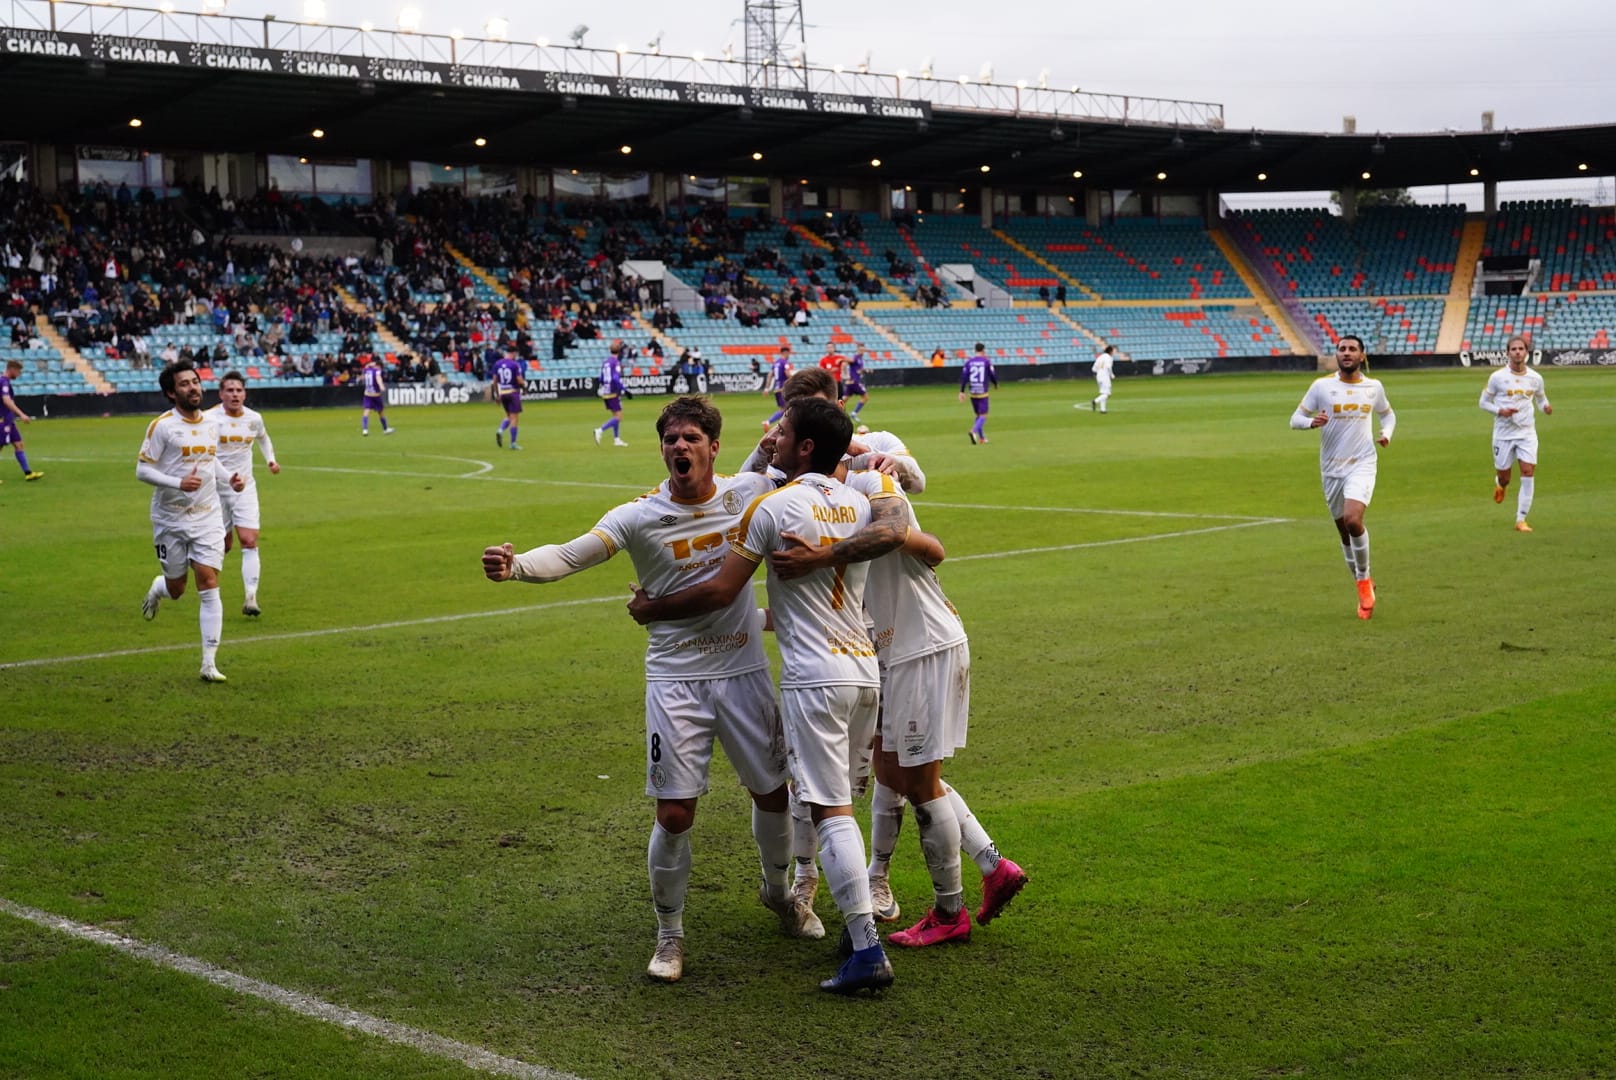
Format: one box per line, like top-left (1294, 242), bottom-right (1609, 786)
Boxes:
top-left (1480, 335), bottom-right (1552, 532)
top-left (1290, 335), bottom-right (1396, 619)
top-left (204, 371), bottom-right (280, 617)
top-left (483, 397), bottom-right (813, 984)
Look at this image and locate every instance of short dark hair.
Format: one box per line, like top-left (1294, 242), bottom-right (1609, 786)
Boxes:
top-left (975, 342), bottom-right (985, 352)
top-left (159, 359), bottom-right (198, 401)
top-left (1339, 335), bottom-right (1366, 352)
top-left (785, 397), bottom-right (853, 473)
top-left (1104, 345), bottom-right (1115, 355)
top-left (656, 396), bottom-right (722, 442)
top-left (4, 359), bottom-right (21, 373)
top-left (782, 367), bottom-right (837, 402)
top-left (219, 370), bottom-right (246, 388)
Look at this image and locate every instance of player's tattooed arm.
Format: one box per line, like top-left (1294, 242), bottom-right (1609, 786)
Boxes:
top-left (769, 496), bottom-right (909, 579)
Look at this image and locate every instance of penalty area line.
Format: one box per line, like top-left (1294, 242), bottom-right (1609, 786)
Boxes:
top-left (950, 517), bottom-right (1289, 562)
top-left (0, 896), bottom-right (584, 1080)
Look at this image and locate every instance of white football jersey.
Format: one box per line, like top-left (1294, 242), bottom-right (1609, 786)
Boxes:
top-left (203, 404), bottom-right (277, 486)
top-left (1093, 352), bottom-right (1114, 380)
top-left (844, 470), bottom-right (967, 665)
top-left (138, 410), bottom-right (225, 530)
top-left (1481, 367), bottom-right (1549, 440)
top-left (1297, 374), bottom-right (1393, 478)
top-left (594, 471), bottom-right (776, 682)
top-left (734, 472), bottom-right (880, 690)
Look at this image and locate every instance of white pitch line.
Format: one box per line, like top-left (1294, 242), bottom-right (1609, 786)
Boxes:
top-left (949, 517), bottom-right (1287, 562)
top-left (0, 896), bottom-right (584, 1080)
top-left (0, 596), bottom-right (624, 671)
top-left (297, 465), bottom-right (643, 492)
top-left (922, 500), bottom-right (1287, 522)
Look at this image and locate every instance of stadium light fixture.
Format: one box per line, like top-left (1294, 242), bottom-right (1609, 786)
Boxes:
top-left (1498, 132), bottom-right (1513, 152)
top-left (485, 17), bottom-right (509, 40)
top-left (1072, 170), bottom-right (1083, 179)
top-left (870, 158), bottom-right (882, 167)
top-left (449, 28), bottom-right (463, 40)
top-left (1037, 69), bottom-right (1049, 89)
top-left (979, 62), bottom-right (993, 84)
top-left (895, 69), bottom-right (908, 81)
top-left (692, 50), bottom-right (704, 61)
top-left (474, 137), bottom-right (487, 147)
top-left (722, 41), bottom-right (734, 62)
top-left (1578, 162), bottom-right (1589, 171)
top-left (1170, 130), bottom-right (1185, 150)
top-left (360, 20), bottom-right (374, 31)
top-left (303, 0), bottom-right (326, 22)
top-left (1469, 167), bottom-right (1479, 177)
top-left (1156, 171), bottom-right (1167, 181)
top-left (298, 157), bottom-right (309, 164)
top-left (396, 6), bottom-right (422, 32)
top-left (615, 43), bottom-right (628, 54)
top-left (202, 0), bottom-right (227, 11)
top-left (752, 151), bottom-right (763, 161)
top-left (620, 145), bottom-right (633, 155)
top-left (1257, 172), bottom-right (1268, 181)
top-left (648, 31), bottom-right (663, 54)
top-left (957, 74), bottom-right (969, 85)
top-left (919, 57), bottom-right (933, 79)
top-left (128, 117), bottom-right (142, 128)
top-left (569, 24), bottom-right (588, 47)
top-left (1361, 171), bottom-right (1372, 180)
top-left (856, 49), bottom-right (871, 74)
top-left (1015, 79), bottom-right (1028, 89)
top-left (311, 127), bottom-right (325, 138)
top-left (980, 164), bottom-right (991, 173)
top-left (1370, 136), bottom-right (1386, 155)
top-left (157, 1), bottom-right (174, 10)
top-left (1248, 129), bottom-right (1262, 150)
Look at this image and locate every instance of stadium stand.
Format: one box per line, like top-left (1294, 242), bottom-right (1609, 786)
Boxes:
top-left (1004, 217), bottom-right (1249, 301)
top-left (1225, 205), bottom-right (1465, 298)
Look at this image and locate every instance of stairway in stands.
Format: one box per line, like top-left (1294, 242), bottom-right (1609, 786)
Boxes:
top-left (1436, 217), bottom-right (1487, 353)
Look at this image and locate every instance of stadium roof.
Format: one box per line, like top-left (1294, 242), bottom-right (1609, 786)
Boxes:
top-left (3, 8), bottom-right (1612, 194)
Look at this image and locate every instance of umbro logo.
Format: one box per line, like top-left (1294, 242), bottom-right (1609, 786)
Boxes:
top-left (658, 515), bottom-right (679, 527)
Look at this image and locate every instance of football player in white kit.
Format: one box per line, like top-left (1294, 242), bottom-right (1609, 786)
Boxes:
top-left (1084, 345), bottom-right (1116, 413)
top-left (771, 462), bottom-right (1028, 949)
top-left (629, 397), bottom-right (898, 995)
top-left (1480, 336), bottom-right (1553, 533)
top-left (1290, 336), bottom-right (1397, 620)
top-left (481, 397), bottom-right (811, 985)
top-left (138, 360), bottom-right (244, 681)
top-left (204, 372), bottom-right (280, 616)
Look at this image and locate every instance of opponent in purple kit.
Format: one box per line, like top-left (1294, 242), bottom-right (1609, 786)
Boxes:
top-left (842, 346), bottom-right (870, 418)
top-left (959, 344), bottom-right (998, 444)
top-left (490, 347), bottom-right (526, 450)
top-left (593, 338), bottom-right (630, 448)
top-left (0, 359), bottom-right (43, 482)
top-left (761, 345), bottom-right (793, 430)
top-left (359, 356), bottom-right (393, 436)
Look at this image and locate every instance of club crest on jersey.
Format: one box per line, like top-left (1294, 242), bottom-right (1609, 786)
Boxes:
top-left (723, 490), bottom-right (744, 515)
top-left (649, 764), bottom-right (666, 790)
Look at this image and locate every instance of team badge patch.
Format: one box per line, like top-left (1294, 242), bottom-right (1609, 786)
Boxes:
top-left (723, 489), bottom-right (744, 515)
top-left (649, 764), bottom-right (666, 791)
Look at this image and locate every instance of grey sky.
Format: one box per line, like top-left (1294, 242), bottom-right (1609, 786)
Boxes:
top-left (212, 0), bottom-right (1616, 134)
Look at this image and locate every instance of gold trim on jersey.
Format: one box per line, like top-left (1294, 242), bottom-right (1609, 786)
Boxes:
top-left (589, 528), bottom-right (619, 558)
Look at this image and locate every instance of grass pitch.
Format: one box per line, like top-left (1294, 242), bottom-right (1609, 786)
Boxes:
top-left (2, 369), bottom-right (1614, 1079)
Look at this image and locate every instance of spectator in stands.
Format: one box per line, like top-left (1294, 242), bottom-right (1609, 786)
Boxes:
top-left (929, 347), bottom-right (947, 368)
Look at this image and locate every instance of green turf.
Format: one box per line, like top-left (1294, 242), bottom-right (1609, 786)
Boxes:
top-left (2, 369), bottom-right (1613, 1079)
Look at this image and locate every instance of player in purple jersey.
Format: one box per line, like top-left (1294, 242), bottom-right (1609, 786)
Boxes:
top-left (491, 348), bottom-right (526, 450)
top-left (0, 360), bottom-right (43, 482)
top-left (958, 344), bottom-right (998, 444)
top-left (761, 345), bottom-right (793, 430)
top-left (842, 346), bottom-right (870, 417)
top-left (593, 339), bottom-right (630, 448)
top-left (359, 357), bottom-right (393, 436)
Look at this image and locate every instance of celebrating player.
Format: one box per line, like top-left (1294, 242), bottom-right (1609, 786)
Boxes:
top-left (483, 397), bottom-right (815, 984)
top-left (204, 372), bottom-right (280, 617)
top-left (1290, 336), bottom-right (1396, 620)
top-left (138, 360), bottom-right (244, 682)
top-left (629, 398), bottom-right (897, 995)
top-left (1480, 335), bottom-right (1553, 532)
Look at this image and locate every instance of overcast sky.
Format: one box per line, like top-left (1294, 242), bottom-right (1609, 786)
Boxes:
top-left (208, 0), bottom-right (1616, 134)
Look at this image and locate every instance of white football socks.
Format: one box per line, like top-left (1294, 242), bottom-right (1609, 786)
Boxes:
top-left (914, 795), bottom-right (964, 917)
top-left (790, 789), bottom-right (819, 885)
top-left (241, 547), bottom-right (261, 594)
top-left (751, 805), bottom-right (792, 898)
top-left (198, 588), bottom-right (222, 668)
top-left (816, 815), bottom-right (878, 952)
top-left (1518, 477), bottom-right (1535, 521)
top-left (945, 782), bottom-right (1001, 875)
top-left (648, 821), bottom-right (691, 938)
top-left (1350, 530), bottom-right (1371, 581)
top-left (867, 780), bottom-right (906, 878)
top-left (1340, 541), bottom-right (1356, 579)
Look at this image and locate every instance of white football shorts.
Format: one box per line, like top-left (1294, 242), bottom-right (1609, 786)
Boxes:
top-left (152, 521), bottom-right (226, 577)
top-left (780, 684), bottom-right (879, 808)
top-left (880, 642), bottom-right (971, 765)
top-left (1322, 462), bottom-right (1377, 519)
top-left (1493, 433), bottom-right (1538, 471)
top-left (219, 483), bottom-right (261, 532)
top-left (643, 669), bottom-right (787, 799)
